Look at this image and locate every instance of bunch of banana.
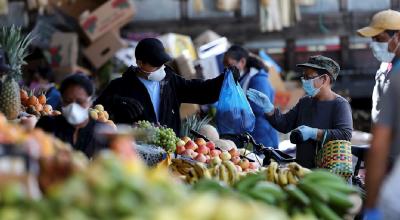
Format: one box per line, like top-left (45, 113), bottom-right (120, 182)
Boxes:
top-left (265, 161), bottom-right (311, 186)
top-left (285, 170), bottom-right (360, 220)
top-left (209, 161), bottom-right (239, 186)
top-left (170, 158), bottom-right (196, 176)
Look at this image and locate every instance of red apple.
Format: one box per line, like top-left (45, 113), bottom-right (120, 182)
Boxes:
top-left (206, 141), bottom-right (216, 150)
top-left (176, 146), bottom-right (185, 154)
top-left (182, 149), bottom-right (195, 158)
top-left (229, 148), bottom-right (240, 158)
top-left (197, 145), bottom-right (210, 155)
top-left (239, 159), bottom-right (250, 170)
top-left (195, 138), bottom-right (207, 147)
top-left (235, 165), bottom-right (243, 172)
top-left (176, 139), bottom-right (185, 147)
top-left (210, 150), bottom-right (221, 158)
top-left (195, 153), bottom-right (207, 163)
top-left (181, 136), bottom-right (191, 144)
top-left (185, 140), bottom-right (198, 150)
top-left (220, 151), bottom-right (231, 161)
top-left (231, 156), bottom-right (241, 165)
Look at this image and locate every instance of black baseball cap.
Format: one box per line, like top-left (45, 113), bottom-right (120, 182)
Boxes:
top-left (135, 38), bottom-right (171, 67)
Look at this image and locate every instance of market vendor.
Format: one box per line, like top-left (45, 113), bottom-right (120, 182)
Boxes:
top-left (247, 55), bottom-right (353, 168)
top-left (36, 74), bottom-right (107, 158)
top-left (223, 45), bottom-right (279, 148)
top-left (95, 38), bottom-right (239, 134)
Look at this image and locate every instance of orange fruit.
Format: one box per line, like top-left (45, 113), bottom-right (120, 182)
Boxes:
top-left (27, 96), bottom-right (39, 106)
top-left (38, 94), bottom-right (46, 105)
top-left (35, 104), bottom-right (43, 112)
top-left (20, 89), bottom-right (28, 101)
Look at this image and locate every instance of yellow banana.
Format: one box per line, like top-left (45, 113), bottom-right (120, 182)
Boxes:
top-left (212, 164), bottom-right (221, 180)
top-left (267, 161), bottom-right (278, 182)
top-left (194, 162), bottom-right (211, 179)
top-left (219, 164), bottom-right (229, 184)
top-left (187, 168), bottom-right (198, 184)
top-left (287, 170), bottom-right (299, 185)
top-left (223, 161), bottom-right (238, 185)
top-left (278, 168), bottom-right (289, 186)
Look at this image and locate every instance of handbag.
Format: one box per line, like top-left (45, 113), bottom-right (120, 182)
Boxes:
top-left (316, 131), bottom-right (353, 179)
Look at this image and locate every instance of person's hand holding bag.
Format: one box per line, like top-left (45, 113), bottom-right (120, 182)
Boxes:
top-left (224, 66), bottom-right (240, 84)
top-left (247, 88), bottom-right (274, 113)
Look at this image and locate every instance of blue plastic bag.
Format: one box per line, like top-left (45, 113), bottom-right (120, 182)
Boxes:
top-left (216, 70), bottom-right (255, 134)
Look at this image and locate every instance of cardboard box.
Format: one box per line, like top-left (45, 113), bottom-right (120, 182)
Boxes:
top-left (49, 0), bottom-right (106, 19)
top-left (180, 104), bottom-right (200, 120)
top-left (79, 0), bottom-right (135, 42)
top-left (53, 65), bottom-right (91, 83)
top-left (194, 30), bottom-right (222, 49)
top-left (268, 66), bottom-right (286, 92)
top-left (83, 31), bottom-right (126, 68)
top-left (44, 32), bottom-right (78, 69)
top-left (158, 33), bottom-right (197, 60)
top-left (175, 54), bottom-right (197, 79)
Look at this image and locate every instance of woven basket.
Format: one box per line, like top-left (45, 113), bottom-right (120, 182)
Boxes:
top-left (316, 140), bottom-right (353, 179)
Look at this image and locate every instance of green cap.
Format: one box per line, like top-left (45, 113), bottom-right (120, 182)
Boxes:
top-left (297, 55), bottom-right (340, 80)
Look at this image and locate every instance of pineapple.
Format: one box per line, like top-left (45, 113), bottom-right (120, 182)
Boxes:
top-left (0, 26), bottom-right (33, 120)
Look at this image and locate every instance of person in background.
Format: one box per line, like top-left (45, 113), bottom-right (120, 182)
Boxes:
top-left (29, 66), bottom-right (62, 110)
top-left (223, 45), bottom-right (279, 148)
top-left (36, 74), bottom-right (107, 158)
top-left (357, 9), bottom-right (400, 123)
top-left (95, 38), bottom-right (239, 135)
top-left (364, 31), bottom-right (400, 220)
top-left (247, 55), bottom-right (353, 168)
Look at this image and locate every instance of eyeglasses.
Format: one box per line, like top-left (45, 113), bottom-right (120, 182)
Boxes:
top-left (301, 74), bottom-right (322, 80)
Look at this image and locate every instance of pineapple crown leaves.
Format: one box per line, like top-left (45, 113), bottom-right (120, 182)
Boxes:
top-left (0, 25), bottom-right (34, 80)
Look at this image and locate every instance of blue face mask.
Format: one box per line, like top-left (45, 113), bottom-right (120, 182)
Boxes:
top-left (301, 76), bottom-right (323, 97)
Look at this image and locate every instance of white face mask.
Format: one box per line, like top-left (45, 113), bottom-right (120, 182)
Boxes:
top-left (147, 65), bottom-right (166, 82)
top-left (62, 103), bottom-right (89, 125)
top-left (370, 41), bottom-right (396, 63)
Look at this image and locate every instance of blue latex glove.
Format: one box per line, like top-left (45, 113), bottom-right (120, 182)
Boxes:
top-left (363, 209), bottom-right (382, 220)
top-left (247, 88), bottom-right (274, 113)
top-left (297, 125), bottom-right (318, 141)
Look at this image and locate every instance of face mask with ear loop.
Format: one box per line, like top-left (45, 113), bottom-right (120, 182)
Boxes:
top-left (301, 75), bottom-right (325, 97)
top-left (138, 63), bottom-right (166, 82)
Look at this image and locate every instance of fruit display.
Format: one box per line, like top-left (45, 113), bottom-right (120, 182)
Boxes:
top-left (20, 89), bottom-right (61, 118)
top-left (135, 120), bottom-right (177, 153)
top-left (89, 104), bottom-right (116, 129)
top-left (264, 161), bottom-right (311, 186)
top-left (193, 169), bottom-right (362, 220)
top-left (0, 26), bottom-right (33, 120)
top-left (0, 151), bottom-right (289, 220)
top-left (175, 136), bottom-right (260, 173)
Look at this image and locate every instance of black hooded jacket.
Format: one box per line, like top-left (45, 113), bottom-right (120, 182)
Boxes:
top-left (95, 66), bottom-right (225, 134)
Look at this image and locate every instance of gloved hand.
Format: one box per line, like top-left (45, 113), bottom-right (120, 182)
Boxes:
top-left (296, 125), bottom-right (318, 141)
top-left (363, 209), bottom-right (382, 220)
top-left (112, 96), bottom-right (144, 124)
top-left (225, 66), bottom-right (240, 83)
top-left (246, 88), bottom-right (274, 113)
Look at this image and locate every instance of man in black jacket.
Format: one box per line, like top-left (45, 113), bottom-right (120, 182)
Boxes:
top-left (95, 38), bottom-right (238, 134)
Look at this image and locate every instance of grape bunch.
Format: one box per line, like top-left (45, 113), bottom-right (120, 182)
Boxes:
top-left (136, 121), bottom-right (177, 153)
top-left (153, 127), bottom-right (177, 153)
top-left (137, 120), bottom-right (152, 129)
